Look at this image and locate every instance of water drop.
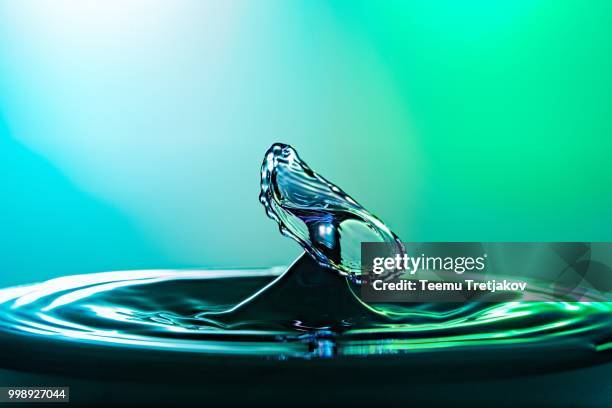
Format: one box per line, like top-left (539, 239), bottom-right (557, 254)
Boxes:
top-left (260, 143), bottom-right (404, 277)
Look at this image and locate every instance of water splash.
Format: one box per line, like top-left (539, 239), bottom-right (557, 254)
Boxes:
top-left (260, 143), bottom-right (403, 277)
top-left (0, 143), bottom-right (610, 372)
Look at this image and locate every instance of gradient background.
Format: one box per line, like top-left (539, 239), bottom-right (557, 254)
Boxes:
top-left (1, 0), bottom-right (611, 287)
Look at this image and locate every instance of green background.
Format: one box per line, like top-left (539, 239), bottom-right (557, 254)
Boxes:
top-left (0, 1), bottom-right (611, 286)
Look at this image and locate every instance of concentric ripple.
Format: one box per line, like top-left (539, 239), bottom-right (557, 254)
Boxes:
top-left (0, 268), bottom-right (610, 361)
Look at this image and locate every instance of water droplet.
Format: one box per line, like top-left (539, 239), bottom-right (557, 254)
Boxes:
top-left (260, 143), bottom-right (404, 276)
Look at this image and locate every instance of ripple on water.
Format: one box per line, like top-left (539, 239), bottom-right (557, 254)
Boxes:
top-left (0, 268), bottom-right (610, 363)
